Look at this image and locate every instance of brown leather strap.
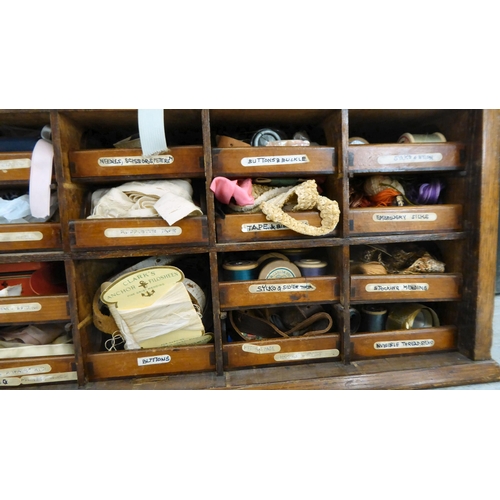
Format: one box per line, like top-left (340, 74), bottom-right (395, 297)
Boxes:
top-left (229, 307), bottom-right (333, 341)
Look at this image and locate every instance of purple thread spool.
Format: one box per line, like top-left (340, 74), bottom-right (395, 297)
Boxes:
top-left (295, 259), bottom-right (328, 277)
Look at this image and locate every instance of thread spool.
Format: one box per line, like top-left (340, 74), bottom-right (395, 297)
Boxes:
top-left (258, 260), bottom-right (301, 280)
top-left (349, 137), bottom-right (369, 145)
top-left (350, 307), bottom-right (361, 334)
top-left (386, 303), bottom-right (440, 330)
top-left (281, 248), bottom-right (313, 262)
top-left (223, 260), bottom-right (258, 281)
top-left (296, 259), bottom-right (327, 277)
top-left (398, 132), bottom-right (446, 144)
top-left (361, 305), bottom-right (388, 332)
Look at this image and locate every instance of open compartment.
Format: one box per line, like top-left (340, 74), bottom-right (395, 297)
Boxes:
top-left (0, 110), bottom-right (62, 252)
top-left (349, 239), bottom-right (463, 303)
top-left (209, 110), bottom-right (343, 244)
top-left (71, 252), bottom-right (215, 382)
top-left (53, 110), bottom-right (208, 252)
top-left (0, 257), bottom-right (75, 387)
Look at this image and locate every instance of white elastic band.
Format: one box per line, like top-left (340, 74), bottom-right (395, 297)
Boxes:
top-left (138, 109), bottom-right (168, 156)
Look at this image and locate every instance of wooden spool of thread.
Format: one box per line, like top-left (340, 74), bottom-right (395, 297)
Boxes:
top-left (296, 259), bottom-right (328, 277)
top-left (398, 132), bottom-right (446, 144)
top-left (223, 260), bottom-right (259, 281)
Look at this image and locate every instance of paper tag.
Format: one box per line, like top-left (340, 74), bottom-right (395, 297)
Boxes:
top-left (0, 231), bottom-right (43, 242)
top-left (274, 348), bottom-right (339, 361)
top-left (101, 266), bottom-right (184, 309)
top-left (242, 344), bottom-right (281, 354)
top-left (137, 354), bottom-right (171, 366)
top-left (1, 377), bottom-right (21, 386)
top-left (20, 372), bottom-right (77, 385)
top-left (0, 364), bottom-right (52, 377)
top-left (0, 158), bottom-right (31, 170)
top-left (0, 303), bottom-right (42, 314)
top-left (366, 283), bottom-right (429, 292)
top-left (241, 155), bottom-right (309, 166)
top-left (374, 339), bottom-right (435, 349)
top-left (372, 213), bottom-right (437, 222)
top-left (249, 283), bottom-right (316, 293)
top-left (241, 221), bottom-right (308, 233)
top-left (104, 227), bottom-right (182, 238)
top-left (98, 155), bottom-right (174, 166)
top-left (377, 153), bottom-right (443, 164)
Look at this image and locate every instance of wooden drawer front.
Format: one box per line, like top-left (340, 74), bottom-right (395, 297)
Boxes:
top-left (350, 274), bottom-right (462, 302)
top-left (86, 344), bottom-right (215, 381)
top-left (69, 146), bottom-right (205, 179)
top-left (212, 146), bottom-right (335, 176)
top-left (217, 212), bottom-right (337, 242)
top-left (0, 223), bottom-right (62, 251)
top-left (349, 205), bottom-right (462, 235)
top-left (348, 142), bottom-right (465, 173)
top-left (0, 295), bottom-right (70, 324)
top-left (219, 276), bottom-right (339, 310)
top-left (0, 356), bottom-right (77, 388)
top-left (224, 334), bottom-right (340, 369)
top-left (69, 217), bottom-right (208, 250)
top-left (351, 326), bottom-right (457, 360)
top-left (0, 152), bottom-right (31, 182)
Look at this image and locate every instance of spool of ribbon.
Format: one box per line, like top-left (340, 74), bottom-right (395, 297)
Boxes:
top-left (386, 303), bottom-right (440, 330)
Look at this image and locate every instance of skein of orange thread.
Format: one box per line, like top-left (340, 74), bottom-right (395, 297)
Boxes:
top-left (369, 187), bottom-right (401, 206)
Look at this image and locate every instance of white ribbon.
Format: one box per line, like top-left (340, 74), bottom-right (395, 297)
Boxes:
top-left (138, 109), bottom-right (168, 156)
top-left (29, 126), bottom-right (54, 218)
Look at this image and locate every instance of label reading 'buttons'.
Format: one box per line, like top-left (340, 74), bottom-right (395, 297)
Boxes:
top-left (137, 355), bottom-right (172, 366)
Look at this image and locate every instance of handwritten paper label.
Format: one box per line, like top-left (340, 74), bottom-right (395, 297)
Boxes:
top-left (242, 221), bottom-right (308, 233)
top-left (20, 372), bottom-right (77, 385)
top-left (374, 339), bottom-right (435, 349)
top-left (0, 302), bottom-right (42, 314)
top-left (98, 155), bottom-right (174, 166)
top-left (372, 213), bottom-right (437, 222)
top-left (0, 364), bottom-right (51, 378)
top-left (0, 159), bottom-right (31, 170)
top-left (274, 348), bottom-right (339, 361)
top-left (241, 155), bottom-right (309, 166)
top-left (137, 354), bottom-right (172, 366)
top-left (249, 283), bottom-right (316, 293)
top-left (366, 283), bottom-right (429, 292)
top-left (0, 231), bottom-right (43, 242)
top-left (242, 344), bottom-right (281, 354)
top-left (1, 377), bottom-right (21, 386)
top-left (101, 266), bottom-right (184, 310)
top-left (377, 153), bottom-right (443, 164)
top-left (104, 227), bottom-right (182, 238)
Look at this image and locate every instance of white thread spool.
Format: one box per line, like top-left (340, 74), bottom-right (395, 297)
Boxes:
top-left (398, 132), bottom-right (446, 144)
